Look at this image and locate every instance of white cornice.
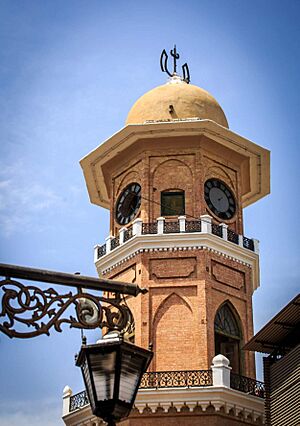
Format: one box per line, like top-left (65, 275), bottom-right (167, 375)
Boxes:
top-left (62, 386), bottom-right (264, 425)
top-left (95, 232), bottom-right (260, 292)
top-left (80, 120), bottom-right (270, 209)
top-left (134, 386), bottom-right (264, 419)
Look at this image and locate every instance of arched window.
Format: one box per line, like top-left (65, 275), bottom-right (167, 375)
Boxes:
top-left (161, 190), bottom-right (185, 216)
top-left (214, 303), bottom-right (242, 374)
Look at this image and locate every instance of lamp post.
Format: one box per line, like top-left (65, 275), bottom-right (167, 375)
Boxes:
top-left (0, 263), bottom-right (153, 424)
top-left (76, 332), bottom-right (153, 425)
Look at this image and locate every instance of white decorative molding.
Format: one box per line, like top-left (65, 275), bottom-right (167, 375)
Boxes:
top-left (239, 234), bottom-right (244, 248)
top-left (105, 235), bottom-right (113, 254)
top-left (211, 354), bottom-right (231, 388)
top-left (219, 223), bottom-right (228, 240)
top-left (132, 218), bottom-right (143, 236)
top-left (200, 214), bottom-right (212, 233)
top-left (134, 386), bottom-right (265, 420)
top-left (119, 227), bottom-right (127, 245)
top-left (178, 215), bottom-right (186, 232)
top-left (253, 238), bottom-right (260, 254)
top-left (80, 120), bottom-right (270, 210)
top-left (62, 386), bottom-right (73, 417)
top-left (93, 245), bottom-right (100, 264)
top-left (95, 231), bottom-right (260, 292)
top-left (62, 386), bottom-right (265, 425)
top-left (157, 216), bottom-right (165, 235)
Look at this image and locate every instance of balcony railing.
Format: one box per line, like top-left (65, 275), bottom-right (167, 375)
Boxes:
top-left (69, 390), bottom-right (89, 412)
top-left (164, 221), bottom-right (180, 233)
top-left (142, 222), bottom-right (158, 234)
top-left (140, 369), bottom-right (212, 388)
top-left (95, 215), bottom-right (258, 260)
top-left (123, 225), bottom-right (133, 242)
top-left (211, 223), bottom-right (223, 238)
top-left (186, 220), bottom-right (201, 233)
top-left (69, 370), bottom-right (265, 412)
top-left (230, 372), bottom-right (265, 398)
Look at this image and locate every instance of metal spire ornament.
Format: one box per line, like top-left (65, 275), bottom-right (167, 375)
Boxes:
top-left (160, 45), bottom-right (190, 83)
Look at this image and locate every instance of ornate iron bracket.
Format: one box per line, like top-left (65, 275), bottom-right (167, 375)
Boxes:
top-left (0, 263), bottom-right (145, 339)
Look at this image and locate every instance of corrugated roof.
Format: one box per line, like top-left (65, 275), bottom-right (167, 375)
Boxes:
top-left (244, 294), bottom-right (300, 353)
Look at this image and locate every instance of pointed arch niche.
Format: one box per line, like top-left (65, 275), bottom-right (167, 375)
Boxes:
top-left (214, 302), bottom-right (243, 374)
top-left (152, 293), bottom-right (196, 371)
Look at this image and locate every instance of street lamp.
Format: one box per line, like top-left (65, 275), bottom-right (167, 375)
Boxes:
top-left (76, 332), bottom-right (153, 425)
top-left (0, 263), bottom-right (152, 424)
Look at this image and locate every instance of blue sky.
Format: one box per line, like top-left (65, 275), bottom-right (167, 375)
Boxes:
top-left (0, 1), bottom-right (299, 424)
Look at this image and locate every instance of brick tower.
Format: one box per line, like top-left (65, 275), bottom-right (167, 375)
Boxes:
top-left (66, 54), bottom-right (270, 425)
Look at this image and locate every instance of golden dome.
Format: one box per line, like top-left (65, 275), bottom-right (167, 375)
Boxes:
top-left (126, 76), bottom-right (228, 128)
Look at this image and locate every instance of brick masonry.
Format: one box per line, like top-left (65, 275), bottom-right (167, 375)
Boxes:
top-left (102, 135), bottom-right (245, 235)
top-left (101, 134), bottom-right (256, 376)
top-left (98, 132), bottom-right (257, 425)
top-left (119, 409), bottom-right (264, 426)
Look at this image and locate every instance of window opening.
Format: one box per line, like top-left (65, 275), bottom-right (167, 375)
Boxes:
top-left (214, 304), bottom-right (242, 374)
top-left (161, 191), bottom-right (185, 216)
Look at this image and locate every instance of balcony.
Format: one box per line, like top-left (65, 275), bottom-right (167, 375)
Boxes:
top-left (63, 356), bottom-right (265, 425)
top-left (68, 370), bottom-right (264, 413)
top-left (95, 215), bottom-right (259, 261)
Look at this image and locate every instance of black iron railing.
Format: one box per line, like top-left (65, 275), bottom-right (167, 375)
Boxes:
top-left (124, 225), bottom-right (133, 242)
top-left (69, 390), bottom-right (89, 412)
top-left (185, 220), bottom-right (201, 232)
top-left (142, 222), bottom-right (158, 234)
top-left (69, 370), bottom-right (265, 412)
top-left (243, 236), bottom-right (254, 251)
top-left (212, 223), bottom-right (223, 238)
top-left (96, 219), bottom-right (255, 259)
top-left (164, 221), bottom-right (180, 233)
top-left (227, 228), bottom-right (239, 245)
top-left (110, 236), bottom-right (120, 250)
top-left (97, 243), bottom-right (106, 258)
top-left (140, 369), bottom-right (213, 389)
top-left (230, 372), bottom-right (265, 398)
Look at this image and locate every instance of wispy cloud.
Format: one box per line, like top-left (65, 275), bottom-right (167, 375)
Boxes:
top-left (0, 399), bottom-right (63, 426)
top-left (0, 161), bottom-right (63, 236)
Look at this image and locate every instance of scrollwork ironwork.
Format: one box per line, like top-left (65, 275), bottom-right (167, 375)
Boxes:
top-left (123, 226), bottom-right (133, 242)
top-left (142, 222), bottom-right (158, 235)
top-left (164, 221), bottom-right (180, 233)
top-left (97, 243), bottom-right (106, 258)
top-left (0, 277), bottom-right (133, 339)
top-left (243, 236), bottom-right (254, 251)
top-left (69, 369), bottom-right (265, 412)
top-left (230, 372), bottom-right (265, 398)
top-left (139, 369), bottom-right (213, 389)
top-left (227, 228), bottom-right (239, 244)
top-left (70, 390), bottom-right (89, 411)
top-left (110, 236), bottom-right (120, 250)
top-left (185, 220), bottom-right (201, 233)
top-left (212, 223), bottom-right (223, 238)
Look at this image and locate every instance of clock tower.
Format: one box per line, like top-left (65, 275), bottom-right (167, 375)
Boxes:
top-left (77, 49), bottom-right (270, 425)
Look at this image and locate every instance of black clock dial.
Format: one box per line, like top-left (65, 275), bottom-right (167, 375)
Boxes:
top-left (115, 182), bottom-right (141, 225)
top-left (204, 179), bottom-right (236, 220)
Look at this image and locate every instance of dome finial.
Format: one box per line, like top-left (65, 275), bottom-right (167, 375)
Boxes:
top-left (160, 45), bottom-right (190, 83)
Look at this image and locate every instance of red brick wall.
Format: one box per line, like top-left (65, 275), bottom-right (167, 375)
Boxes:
top-left (101, 133), bottom-right (256, 378)
top-left (105, 136), bottom-right (245, 235)
top-left (120, 409), bottom-right (263, 425)
top-left (103, 248), bottom-right (255, 377)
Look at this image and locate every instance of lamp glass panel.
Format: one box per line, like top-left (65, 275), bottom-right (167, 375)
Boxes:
top-left (82, 357), bottom-right (96, 410)
top-left (119, 351), bottom-right (145, 403)
top-left (89, 352), bottom-right (116, 401)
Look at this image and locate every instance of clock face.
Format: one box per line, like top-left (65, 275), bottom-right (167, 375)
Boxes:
top-left (204, 179), bottom-right (236, 220)
top-left (115, 182), bottom-right (141, 225)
